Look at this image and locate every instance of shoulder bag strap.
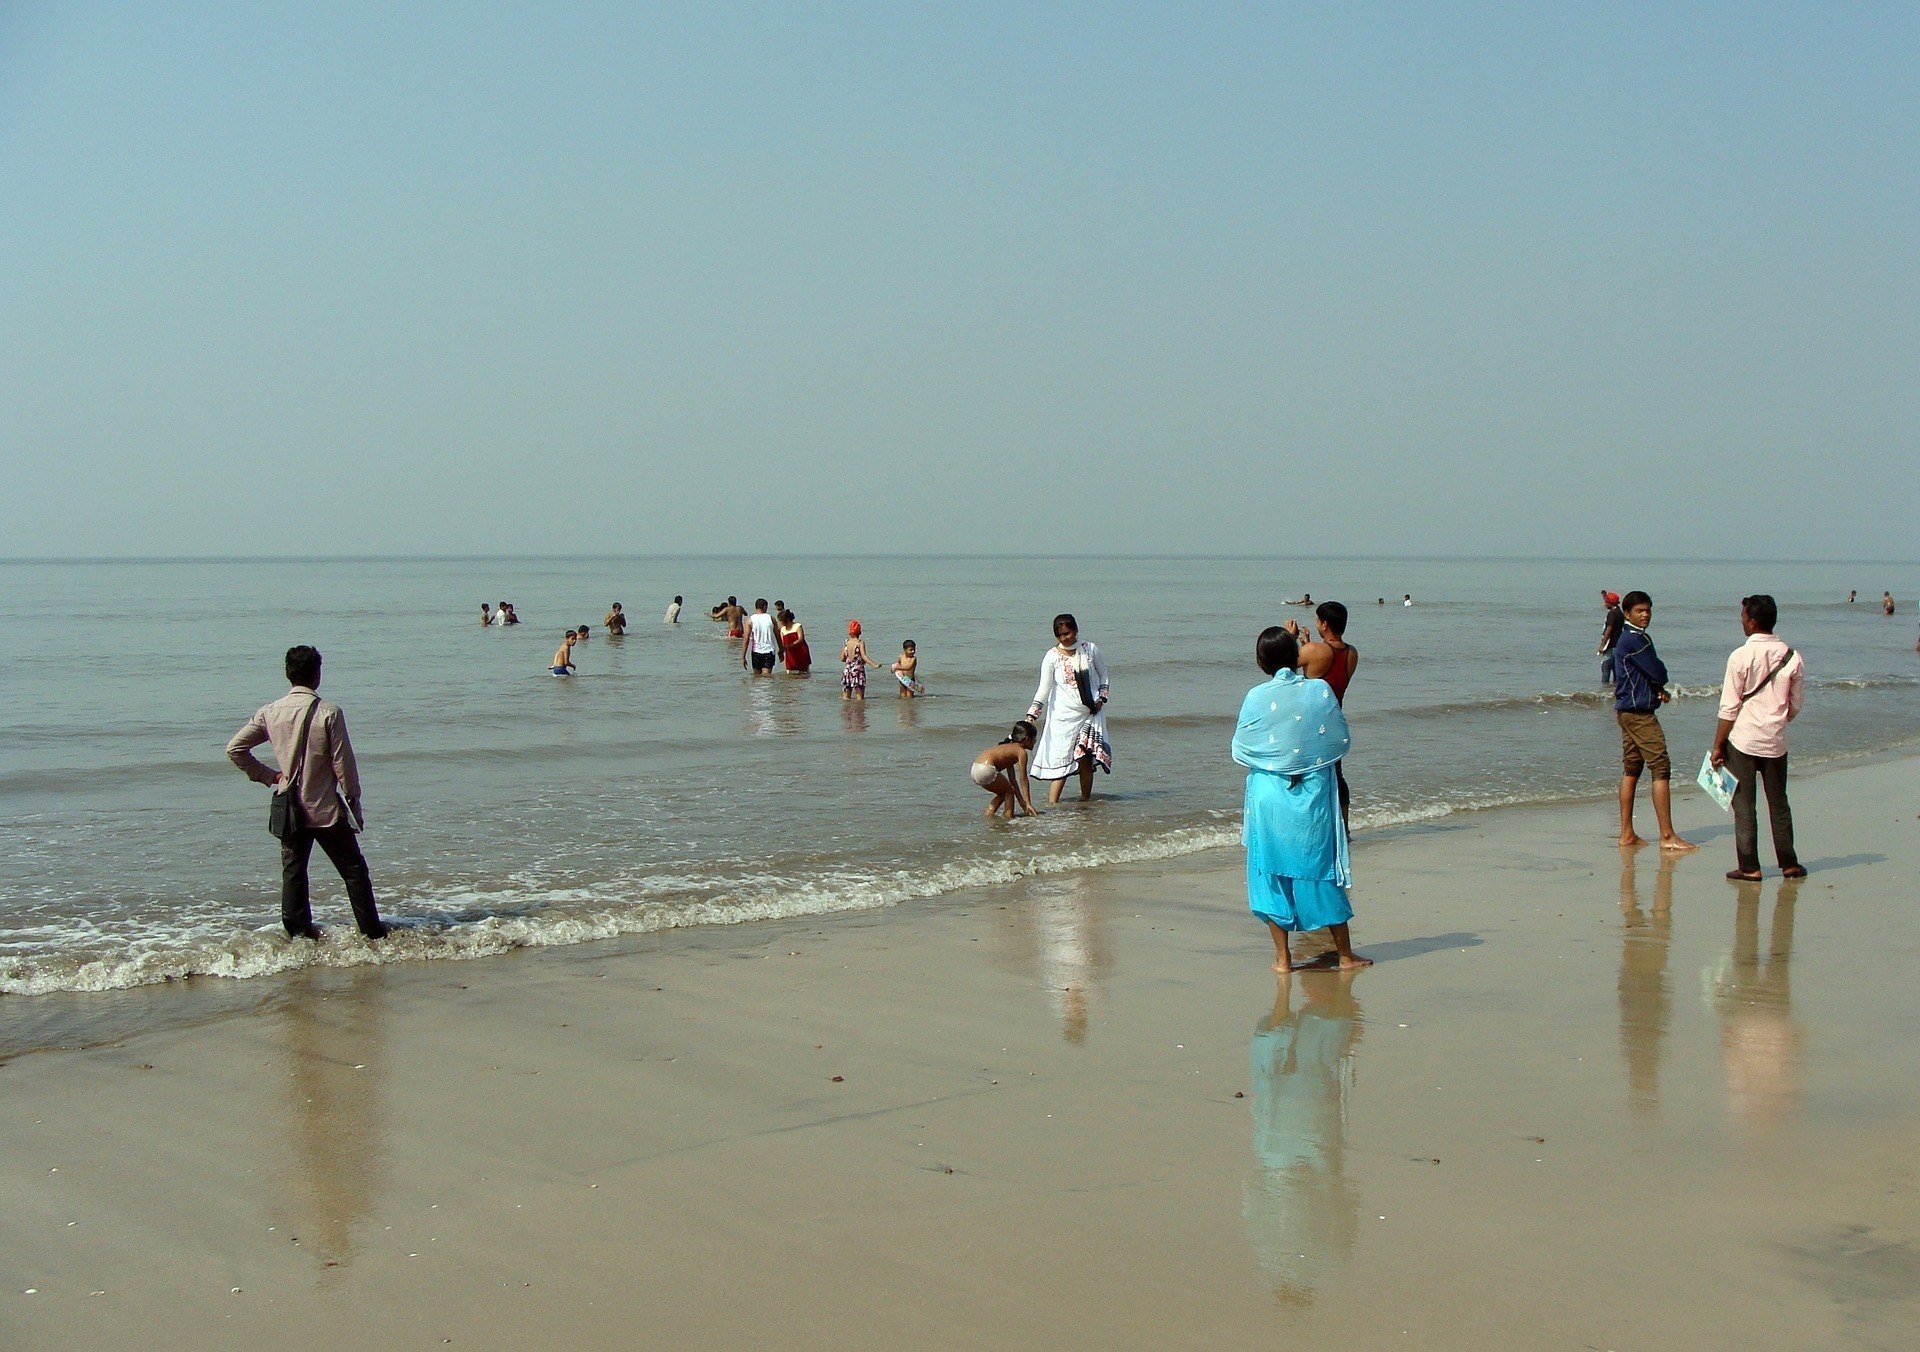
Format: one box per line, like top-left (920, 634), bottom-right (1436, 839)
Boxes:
top-left (284, 696), bottom-right (321, 791)
top-left (1730, 648), bottom-right (1795, 715)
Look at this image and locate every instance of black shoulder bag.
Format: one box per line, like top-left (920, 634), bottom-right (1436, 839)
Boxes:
top-left (267, 697), bottom-right (322, 840)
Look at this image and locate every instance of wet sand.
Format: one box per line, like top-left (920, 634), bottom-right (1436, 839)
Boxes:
top-left (4, 757), bottom-right (1918, 1348)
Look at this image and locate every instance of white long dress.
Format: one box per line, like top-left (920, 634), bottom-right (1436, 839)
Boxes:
top-left (1026, 642), bottom-right (1112, 781)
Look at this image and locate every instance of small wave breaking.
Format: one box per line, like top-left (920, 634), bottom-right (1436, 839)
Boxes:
top-left (0, 821), bottom-right (1250, 996)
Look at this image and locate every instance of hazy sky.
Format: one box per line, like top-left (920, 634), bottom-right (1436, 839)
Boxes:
top-left (3, 3), bottom-right (1914, 559)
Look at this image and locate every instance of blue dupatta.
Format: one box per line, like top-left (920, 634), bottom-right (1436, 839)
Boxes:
top-left (1234, 671), bottom-right (1352, 887)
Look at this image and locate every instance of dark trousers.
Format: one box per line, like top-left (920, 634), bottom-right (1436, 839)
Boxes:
top-left (1724, 744), bottom-right (1798, 875)
top-left (281, 823), bottom-right (384, 937)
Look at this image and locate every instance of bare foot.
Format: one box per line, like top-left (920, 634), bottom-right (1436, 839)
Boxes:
top-left (1293, 951), bottom-right (1339, 971)
top-left (1659, 835), bottom-right (1698, 852)
top-left (1337, 952), bottom-right (1374, 969)
top-left (1619, 834), bottom-right (1650, 849)
top-left (1272, 959), bottom-right (1293, 974)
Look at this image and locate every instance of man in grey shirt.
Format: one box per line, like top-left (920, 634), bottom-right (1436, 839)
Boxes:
top-left (226, 644), bottom-right (389, 940)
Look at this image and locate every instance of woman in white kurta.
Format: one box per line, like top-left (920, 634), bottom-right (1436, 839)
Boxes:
top-left (1025, 613), bottom-right (1112, 804)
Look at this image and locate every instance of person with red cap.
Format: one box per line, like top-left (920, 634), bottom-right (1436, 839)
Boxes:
top-left (840, 621), bottom-right (880, 700)
top-left (1597, 589), bottom-right (1625, 686)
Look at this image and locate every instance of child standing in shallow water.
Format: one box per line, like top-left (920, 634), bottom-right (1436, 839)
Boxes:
top-left (841, 621), bottom-right (879, 700)
top-left (972, 722), bottom-right (1039, 818)
top-left (892, 640), bottom-right (924, 697)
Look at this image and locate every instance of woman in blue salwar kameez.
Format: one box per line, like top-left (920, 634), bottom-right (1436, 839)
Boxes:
top-left (1233, 627), bottom-right (1373, 973)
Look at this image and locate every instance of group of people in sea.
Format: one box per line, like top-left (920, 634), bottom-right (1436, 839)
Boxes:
top-left (481, 589), bottom-right (1373, 972)
top-left (701, 595), bottom-right (924, 698)
top-left (1844, 589), bottom-right (1900, 615)
top-left (269, 579), bottom-right (1861, 973)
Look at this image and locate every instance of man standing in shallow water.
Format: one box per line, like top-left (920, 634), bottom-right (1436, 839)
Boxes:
top-left (741, 599), bottom-right (780, 676)
top-left (226, 645), bottom-right (389, 940)
top-left (1611, 591), bottom-right (1696, 852)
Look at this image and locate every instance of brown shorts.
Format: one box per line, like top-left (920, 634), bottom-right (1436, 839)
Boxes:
top-left (1617, 710), bottom-right (1670, 780)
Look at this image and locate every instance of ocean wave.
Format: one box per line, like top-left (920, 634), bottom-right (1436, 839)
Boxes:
top-left (0, 821), bottom-right (1244, 996)
top-left (1813, 674), bottom-right (1920, 692)
top-left (0, 770), bottom-right (1612, 998)
top-left (1363, 674), bottom-right (1920, 720)
top-left (5, 725), bottom-right (1911, 997)
top-left (1365, 685), bottom-right (1716, 718)
top-left (0, 782), bottom-right (1549, 997)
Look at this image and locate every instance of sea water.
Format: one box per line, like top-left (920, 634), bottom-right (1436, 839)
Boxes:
top-left (2, 555), bottom-right (1914, 997)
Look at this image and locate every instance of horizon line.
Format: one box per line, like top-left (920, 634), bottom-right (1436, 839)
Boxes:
top-left (2, 551), bottom-right (1918, 568)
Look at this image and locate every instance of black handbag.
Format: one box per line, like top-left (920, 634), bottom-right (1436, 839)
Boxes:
top-left (1074, 665), bottom-right (1098, 710)
top-left (267, 697), bottom-right (322, 840)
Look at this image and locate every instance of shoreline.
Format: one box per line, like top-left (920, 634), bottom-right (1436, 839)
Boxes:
top-left (7, 735), bottom-right (1919, 1051)
top-left (4, 756), bottom-right (1918, 1346)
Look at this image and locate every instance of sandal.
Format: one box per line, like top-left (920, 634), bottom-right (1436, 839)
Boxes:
top-left (1725, 869), bottom-right (1764, 882)
top-left (1781, 865), bottom-right (1808, 879)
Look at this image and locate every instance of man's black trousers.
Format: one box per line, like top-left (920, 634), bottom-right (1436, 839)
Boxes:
top-left (280, 823), bottom-right (384, 937)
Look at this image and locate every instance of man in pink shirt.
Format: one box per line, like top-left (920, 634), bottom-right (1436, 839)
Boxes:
top-left (1708, 595), bottom-right (1806, 883)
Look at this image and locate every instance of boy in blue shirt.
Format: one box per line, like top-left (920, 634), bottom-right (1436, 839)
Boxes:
top-left (1613, 592), bottom-right (1696, 852)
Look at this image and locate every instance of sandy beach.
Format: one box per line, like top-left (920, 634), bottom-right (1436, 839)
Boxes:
top-left (4, 756), bottom-right (1917, 1349)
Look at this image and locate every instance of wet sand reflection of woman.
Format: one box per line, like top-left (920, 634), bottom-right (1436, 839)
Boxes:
top-left (1244, 972), bottom-right (1363, 1306)
top-left (993, 875), bottom-right (1113, 1044)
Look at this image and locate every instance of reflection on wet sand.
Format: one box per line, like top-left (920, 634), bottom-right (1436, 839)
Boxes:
top-left (745, 679), bottom-right (804, 737)
top-left (277, 968), bottom-right (389, 1283)
top-left (1709, 880), bottom-right (1804, 1132)
top-left (1001, 876), bottom-right (1113, 1044)
top-left (1617, 850), bottom-right (1675, 1118)
top-left (1244, 972), bottom-right (1362, 1306)
top-left (841, 700), bottom-right (868, 734)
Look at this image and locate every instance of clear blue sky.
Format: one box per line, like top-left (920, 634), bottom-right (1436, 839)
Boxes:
top-left (3, 2), bottom-right (1914, 558)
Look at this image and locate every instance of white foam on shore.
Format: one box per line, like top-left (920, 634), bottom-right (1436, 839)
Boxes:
top-left (6, 746), bottom-right (1890, 998)
top-left (0, 821), bottom-right (1252, 996)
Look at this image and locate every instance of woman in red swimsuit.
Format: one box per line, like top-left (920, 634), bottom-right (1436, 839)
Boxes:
top-left (779, 609), bottom-right (812, 673)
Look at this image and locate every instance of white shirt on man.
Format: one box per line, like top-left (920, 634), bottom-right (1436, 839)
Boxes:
top-left (747, 611), bottom-right (778, 654)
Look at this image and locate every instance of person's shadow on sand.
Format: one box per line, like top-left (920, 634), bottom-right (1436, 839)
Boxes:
top-left (1789, 853), bottom-right (1884, 874)
top-left (1244, 973), bottom-right (1363, 1307)
top-left (1354, 932), bottom-right (1481, 964)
